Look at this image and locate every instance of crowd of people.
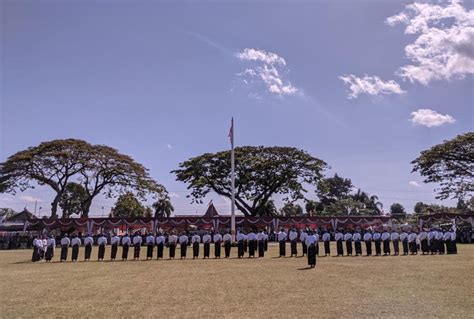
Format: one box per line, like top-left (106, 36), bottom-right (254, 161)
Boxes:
top-left (30, 227), bottom-right (459, 268)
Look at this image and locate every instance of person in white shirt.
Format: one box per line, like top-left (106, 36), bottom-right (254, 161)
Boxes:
top-left (300, 230), bottom-right (308, 256)
top-left (289, 229), bottom-right (298, 257)
top-left (213, 232), bottom-right (222, 258)
top-left (84, 234), bottom-right (94, 261)
top-left (391, 231), bottom-right (400, 256)
top-left (179, 232), bottom-right (189, 259)
top-left (428, 229), bottom-right (437, 255)
top-left (156, 233), bottom-right (165, 259)
top-left (97, 233), bottom-right (107, 261)
top-left (192, 233), bottom-right (201, 259)
top-left (71, 234), bottom-right (81, 262)
top-left (450, 230), bottom-right (457, 254)
top-left (32, 236), bottom-right (41, 262)
top-left (344, 231), bottom-right (353, 256)
top-left (202, 232), bottom-right (211, 259)
top-left (322, 230), bottom-right (331, 256)
top-left (363, 231), bottom-right (372, 256)
top-left (168, 232), bottom-right (178, 259)
top-left (223, 232), bottom-right (232, 258)
top-left (400, 231), bottom-right (409, 255)
top-left (443, 231), bottom-right (452, 254)
top-left (352, 231), bottom-right (362, 256)
top-left (45, 235), bottom-right (56, 262)
top-left (110, 233), bottom-right (120, 261)
top-left (40, 237), bottom-right (47, 260)
top-left (121, 233), bottom-right (131, 261)
top-left (60, 234), bottom-right (70, 262)
top-left (418, 230), bottom-right (429, 255)
top-left (257, 230), bottom-right (265, 258)
top-left (236, 231), bottom-right (246, 258)
top-left (436, 229), bottom-right (445, 254)
top-left (381, 230), bottom-right (391, 256)
top-left (278, 229), bottom-right (287, 257)
top-left (145, 232), bottom-right (155, 260)
top-left (373, 231), bottom-right (382, 256)
top-left (305, 232), bottom-right (317, 268)
top-left (247, 231), bottom-right (257, 258)
top-left (132, 232), bottom-right (143, 260)
top-left (408, 231), bottom-right (418, 255)
top-left (335, 230), bottom-right (344, 257)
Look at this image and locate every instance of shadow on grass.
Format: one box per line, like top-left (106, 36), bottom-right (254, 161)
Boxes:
top-left (297, 266), bottom-right (315, 271)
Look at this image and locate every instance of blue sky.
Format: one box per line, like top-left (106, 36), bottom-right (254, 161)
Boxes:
top-left (1, 0), bottom-right (473, 216)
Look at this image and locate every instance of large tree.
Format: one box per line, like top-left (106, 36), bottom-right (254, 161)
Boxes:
top-left (109, 192), bottom-right (146, 218)
top-left (279, 202), bottom-right (304, 216)
top-left (411, 132), bottom-right (474, 200)
top-left (316, 174), bottom-right (353, 206)
top-left (390, 202), bottom-right (406, 220)
top-left (152, 197), bottom-right (175, 218)
top-left (172, 146), bottom-right (327, 216)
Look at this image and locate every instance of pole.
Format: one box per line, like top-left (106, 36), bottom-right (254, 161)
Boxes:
top-left (230, 118), bottom-right (236, 241)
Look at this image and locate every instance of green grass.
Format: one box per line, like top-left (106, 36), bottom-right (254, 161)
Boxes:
top-left (0, 243), bottom-right (473, 318)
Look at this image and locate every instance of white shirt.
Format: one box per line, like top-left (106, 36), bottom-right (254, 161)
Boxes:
top-left (352, 233), bottom-right (361, 241)
top-left (372, 233), bottom-right (381, 241)
top-left (84, 236), bottom-right (94, 246)
top-left (381, 232), bottom-right (390, 241)
top-left (391, 232), bottom-right (399, 241)
top-left (111, 236), bottom-right (120, 245)
top-left (71, 238), bottom-right (81, 246)
top-left (428, 231), bottom-right (437, 240)
top-left (247, 233), bottom-right (256, 241)
top-left (98, 236), bottom-right (107, 246)
top-left (363, 233), bottom-right (372, 241)
top-left (179, 235), bottom-right (188, 244)
top-left (408, 233), bottom-right (417, 242)
top-left (202, 234), bottom-right (211, 243)
top-left (257, 233), bottom-right (265, 241)
top-left (305, 235), bottom-right (316, 246)
top-left (146, 235), bottom-right (155, 245)
top-left (436, 232), bottom-right (444, 240)
top-left (156, 235), bottom-right (165, 244)
top-left (419, 232), bottom-right (428, 240)
top-left (300, 232), bottom-right (308, 242)
top-left (335, 232), bottom-right (343, 241)
top-left (400, 232), bottom-right (408, 241)
top-left (277, 232), bottom-right (287, 241)
top-left (344, 233), bottom-right (352, 241)
top-left (133, 235), bottom-right (142, 245)
top-left (450, 232), bottom-right (456, 241)
top-left (47, 238), bottom-right (56, 247)
top-left (314, 233), bottom-right (320, 242)
top-left (60, 237), bottom-right (70, 246)
top-left (322, 233), bottom-right (331, 241)
top-left (237, 233), bottom-right (245, 241)
top-left (192, 234), bottom-right (201, 243)
top-left (289, 231), bottom-right (298, 241)
top-left (168, 235), bottom-right (178, 244)
top-left (122, 236), bottom-right (131, 246)
top-left (223, 234), bottom-right (231, 242)
top-left (443, 232), bottom-right (451, 241)
top-left (213, 234), bottom-right (222, 242)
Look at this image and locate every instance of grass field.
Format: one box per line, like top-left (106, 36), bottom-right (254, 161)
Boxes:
top-left (1, 243), bottom-right (473, 318)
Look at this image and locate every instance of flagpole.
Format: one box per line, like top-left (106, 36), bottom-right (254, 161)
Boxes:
top-left (230, 117), bottom-right (236, 241)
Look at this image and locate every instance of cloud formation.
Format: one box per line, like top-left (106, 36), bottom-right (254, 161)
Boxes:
top-left (410, 108), bottom-right (456, 127)
top-left (339, 74), bottom-right (405, 98)
top-left (19, 195), bottom-right (43, 203)
top-left (386, 1), bottom-right (474, 85)
top-left (236, 48), bottom-right (299, 96)
top-left (408, 181), bottom-right (421, 187)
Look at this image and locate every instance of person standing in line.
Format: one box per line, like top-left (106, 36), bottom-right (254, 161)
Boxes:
top-left (146, 232), bottom-right (155, 260)
top-left (223, 232), bottom-right (231, 258)
top-left (257, 230), bottom-right (265, 258)
top-left (71, 234), bottom-right (81, 262)
top-left (243, 232), bottom-right (248, 253)
top-left (156, 232), bottom-right (165, 259)
top-left (381, 230), bottom-right (391, 256)
top-left (192, 232), bottom-right (201, 259)
top-left (436, 229), bottom-right (445, 254)
top-left (247, 230), bottom-right (257, 258)
top-left (97, 233), bottom-right (107, 261)
top-left (168, 231), bottom-right (178, 259)
top-left (373, 230), bottom-right (382, 256)
top-left (400, 230), bottom-right (409, 256)
top-left (264, 231), bottom-right (268, 251)
top-left (213, 232), bottom-right (222, 258)
top-left (110, 233), bottom-right (120, 261)
top-left (45, 235), bottom-right (56, 262)
top-left (300, 230), bottom-right (308, 257)
top-left (450, 230), bottom-right (457, 254)
top-left (179, 232), bottom-right (188, 259)
top-left (40, 236), bottom-right (46, 260)
top-left (419, 229), bottom-right (429, 255)
top-left (352, 231), bottom-right (362, 256)
top-left (202, 231), bottom-right (211, 259)
top-left (322, 230), bottom-right (331, 256)
top-left (237, 231), bottom-right (245, 258)
top-left (408, 231), bottom-right (418, 255)
top-left (121, 233), bottom-right (131, 261)
top-left (444, 230), bottom-right (452, 254)
top-left (289, 229), bottom-right (298, 257)
top-left (363, 231), bottom-right (372, 256)
top-left (32, 236), bottom-right (41, 262)
top-left (132, 232), bottom-right (142, 261)
top-left (428, 229), bottom-right (437, 255)
top-left (391, 230), bottom-right (400, 256)
top-left (278, 229), bottom-right (287, 257)
top-left (84, 234), bottom-right (94, 261)
top-left (335, 230), bottom-right (344, 257)
top-left (314, 230), bottom-right (320, 256)
top-left (344, 231), bottom-right (353, 257)
top-left (60, 234), bottom-right (70, 262)
top-left (305, 232), bottom-right (317, 268)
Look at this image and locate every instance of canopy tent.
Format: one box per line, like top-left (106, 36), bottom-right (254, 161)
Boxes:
top-left (418, 213), bottom-right (474, 229)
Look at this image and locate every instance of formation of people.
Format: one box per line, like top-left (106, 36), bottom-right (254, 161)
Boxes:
top-left (31, 227), bottom-right (458, 268)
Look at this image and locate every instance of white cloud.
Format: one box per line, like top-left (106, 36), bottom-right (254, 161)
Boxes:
top-left (339, 74), bottom-right (405, 98)
top-left (19, 195), bottom-right (43, 203)
top-left (409, 181), bottom-right (421, 187)
top-left (169, 192), bottom-right (180, 198)
top-left (167, 144), bottom-right (173, 149)
top-left (236, 48), bottom-right (299, 96)
top-left (386, 1), bottom-right (474, 85)
top-left (410, 108), bottom-right (456, 127)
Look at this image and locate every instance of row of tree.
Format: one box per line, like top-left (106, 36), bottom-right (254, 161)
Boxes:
top-left (1, 132), bottom-right (472, 218)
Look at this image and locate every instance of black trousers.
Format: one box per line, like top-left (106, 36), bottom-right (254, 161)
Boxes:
top-left (302, 241), bottom-right (307, 256)
top-left (290, 241), bottom-right (297, 256)
top-left (249, 240), bottom-right (256, 257)
top-left (243, 240), bottom-right (248, 252)
top-left (203, 242), bottom-right (210, 258)
top-left (224, 241), bottom-right (231, 258)
top-left (72, 245), bottom-right (79, 261)
top-left (98, 245), bottom-right (105, 260)
top-left (111, 244), bottom-right (118, 260)
top-left (452, 240), bottom-right (457, 254)
top-left (430, 239), bottom-right (438, 253)
top-left (438, 240), bottom-right (445, 254)
top-left (421, 239), bottom-right (429, 253)
top-left (354, 241), bottom-right (362, 255)
top-left (445, 240), bottom-right (451, 254)
top-left (365, 240), bottom-right (372, 256)
top-left (316, 243), bottom-right (319, 256)
top-left (402, 240), bottom-right (409, 255)
top-left (346, 240), bottom-right (353, 256)
top-left (279, 241), bottom-right (286, 257)
top-left (393, 240), bottom-right (399, 255)
top-left (193, 242), bottom-right (200, 258)
top-left (336, 240), bottom-right (343, 256)
top-left (264, 239), bottom-right (268, 251)
top-left (157, 243), bottom-right (164, 258)
top-left (180, 243), bottom-right (187, 258)
top-left (324, 241), bottom-right (330, 255)
top-left (258, 240), bottom-right (265, 257)
top-left (375, 240), bottom-right (381, 255)
top-left (238, 241), bottom-right (244, 258)
top-left (45, 246), bottom-right (54, 261)
top-left (85, 244), bottom-right (92, 260)
top-left (307, 244), bottom-right (316, 267)
top-left (134, 244), bottom-right (141, 259)
top-left (147, 245), bottom-right (154, 259)
top-left (214, 242), bottom-right (221, 258)
top-left (409, 241), bottom-right (417, 254)
top-left (169, 243), bottom-right (176, 258)
top-left (60, 245), bottom-right (68, 261)
top-left (383, 240), bottom-right (390, 254)
top-left (122, 245), bottom-right (129, 260)
top-left (32, 247), bottom-right (40, 262)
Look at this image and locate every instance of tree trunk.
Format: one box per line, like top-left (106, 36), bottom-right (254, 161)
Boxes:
top-left (50, 193), bottom-right (60, 218)
top-left (81, 199), bottom-right (93, 218)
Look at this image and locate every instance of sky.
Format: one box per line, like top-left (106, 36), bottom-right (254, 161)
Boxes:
top-left (1, 0), bottom-right (473, 217)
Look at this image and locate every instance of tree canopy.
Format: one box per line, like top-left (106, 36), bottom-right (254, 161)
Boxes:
top-left (109, 192), bottom-right (146, 218)
top-left (59, 183), bottom-right (87, 218)
top-left (152, 196), bottom-right (175, 218)
top-left (172, 146), bottom-right (327, 216)
top-left (411, 132), bottom-right (473, 200)
top-left (390, 202), bottom-right (406, 220)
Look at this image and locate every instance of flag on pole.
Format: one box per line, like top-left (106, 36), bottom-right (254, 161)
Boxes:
top-left (228, 117), bottom-right (234, 143)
